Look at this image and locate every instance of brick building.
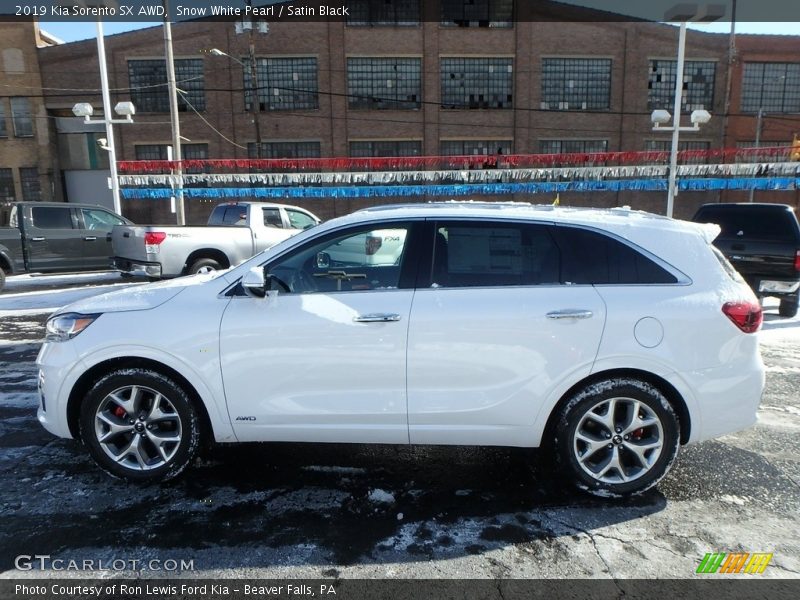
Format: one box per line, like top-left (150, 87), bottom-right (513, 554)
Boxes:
top-left (0, 21), bottom-right (61, 204)
top-left (33, 1), bottom-right (800, 222)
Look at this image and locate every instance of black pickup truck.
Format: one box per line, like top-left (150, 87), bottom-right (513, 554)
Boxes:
top-left (0, 202), bottom-right (131, 292)
top-left (693, 203), bottom-right (800, 318)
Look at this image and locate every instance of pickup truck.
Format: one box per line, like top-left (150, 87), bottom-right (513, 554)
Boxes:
top-left (693, 202), bottom-right (800, 318)
top-left (111, 202), bottom-right (321, 278)
top-left (0, 202), bottom-right (131, 292)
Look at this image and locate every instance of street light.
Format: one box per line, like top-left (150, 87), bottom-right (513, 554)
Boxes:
top-left (657, 3), bottom-right (725, 218)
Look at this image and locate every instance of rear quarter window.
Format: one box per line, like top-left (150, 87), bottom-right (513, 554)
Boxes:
top-left (552, 226), bottom-right (678, 285)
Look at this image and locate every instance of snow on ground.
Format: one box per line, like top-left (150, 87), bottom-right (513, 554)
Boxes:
top-left (0, 272), bottom-right (145, 317)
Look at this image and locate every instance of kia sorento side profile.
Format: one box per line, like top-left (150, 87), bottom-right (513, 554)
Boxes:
top-left (37, 203), bottom-right (765, 497)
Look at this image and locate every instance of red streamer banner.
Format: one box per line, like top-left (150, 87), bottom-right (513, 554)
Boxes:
top-left (117, 146), bottom-right (795, 175)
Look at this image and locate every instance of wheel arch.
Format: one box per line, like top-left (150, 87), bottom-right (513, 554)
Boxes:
top-left (66, 356), bottom-right (214, 443)
top-left (541, 368), bottom-right (692, 449)
top-left (183, 249), bottom-right (230, 274)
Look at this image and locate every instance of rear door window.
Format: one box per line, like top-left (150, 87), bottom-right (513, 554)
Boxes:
top-left (31, 206), bottom-right (73, 229)
top-left (552, 226), bottom-right (678, 285)
top-left (431, 221), bottom-right (560, 288)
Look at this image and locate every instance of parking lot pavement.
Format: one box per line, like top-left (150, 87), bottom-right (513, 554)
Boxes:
top-left (0, 276), bottom-right (798, 579)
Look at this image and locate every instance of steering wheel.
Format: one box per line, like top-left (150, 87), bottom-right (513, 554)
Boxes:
top-left (270, 267), bottom-right (317, 293)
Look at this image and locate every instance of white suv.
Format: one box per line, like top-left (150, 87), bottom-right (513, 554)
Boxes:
top-left (37, 203), bottom-right (765, 497)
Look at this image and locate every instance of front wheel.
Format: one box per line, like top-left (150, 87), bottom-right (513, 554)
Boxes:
top-left (79, 369), bottom-right (201, 482)
top-left (554, 378), bottom-right (680, 497)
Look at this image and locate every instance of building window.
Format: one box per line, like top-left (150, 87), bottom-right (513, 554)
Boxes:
top-left (741, 62), bottom-right (800, 113)
top-left (349, 140), bottom-right (422, 157)
top-left (735, 140), bottom-right (792, 163)
top-left (541, 58), bottom-right (611, 111)
top-left (440, 139), bottom-right (513, 155)
top-left (0, 168), bottom-right (14, 201)
top-left (441, 0), bottom-right (513, 27)
top-left (645, 140), bottom-right (711, 164)
top-left (244, 57), bottom-right (319, 111)
top-left (346, 0), bottom-right (420, 25)
top-left (441, 57), bottom-right (513, 109)
top-left (539, 140), bottom-right (609, 154)
top-left (20, 167), bottom-right (41, 201)
top-left (0, 99), bottom-right (7, 138)
top-left (347, 58), bottom-right (421, 110)
top-left (648, 60), bottom-right (715, 112)
top-left (128, 59), bottom-right (205, 113)
top-left (134, 144), bottom-right (208, 176)
top-left (247, 141), bottom-right (322, 158)
top-left (10, 97), bottom-right (34, 137)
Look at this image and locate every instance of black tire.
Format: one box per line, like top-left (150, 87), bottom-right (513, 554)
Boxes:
top-left (554, 378), bottom-right (680, 498)
top-left (120, 272), bottom-right (135, 280)
top-left (188, 258), bottom-right (223, 275)
top-left (79, 368), bottom-right (201, 482)
top-left (0, 268), bottom-right (5, 292)
top-left (779, 295), bottom-right (798, 318)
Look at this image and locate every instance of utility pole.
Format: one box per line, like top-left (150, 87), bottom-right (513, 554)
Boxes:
top-left (749, 107), bottom-right (763, 203)
top-left (666, 21), bottom-right (688, 219)
top-left (94, 20), bottom-right (122, 215)
top-left (162, 0), bottom-right (185, 225)
top-left (248, 26), bottom-right (264, 159)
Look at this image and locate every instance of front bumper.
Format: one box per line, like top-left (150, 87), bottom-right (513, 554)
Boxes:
top-left (111, 256), bottom-right (162, 278)
top-left (36, 341), bottom-right (84, 439)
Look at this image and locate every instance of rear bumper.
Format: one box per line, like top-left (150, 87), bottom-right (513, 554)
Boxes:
top-left (111, 256), bottom-right (162, 278)
top-left (743, 275), bottom-right (800, 298)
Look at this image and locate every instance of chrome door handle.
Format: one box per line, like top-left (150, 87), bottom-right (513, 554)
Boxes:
top-left (84, 236), bottom-right (97, 241)
top-left (30, 236), bottom-right (45, 242)
top-left (353, 313), bottom-right (402, 323)
top-left (546, 309), bottom-right (593, 320)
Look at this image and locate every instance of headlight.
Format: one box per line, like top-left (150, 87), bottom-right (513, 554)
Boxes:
top-left (45, 313), bottom-right (100, 342)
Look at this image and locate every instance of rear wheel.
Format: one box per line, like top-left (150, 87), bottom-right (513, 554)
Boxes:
top-left (0, 268), bottom-right (5, 292)
top-left (188, 258), bottom-right (223, 275)
top-left (779, 295), bottom-right (798, 318)
top-left (79, 369), bottom-right (200, 482)
top-left (555, 378), bottom-right (680, 497)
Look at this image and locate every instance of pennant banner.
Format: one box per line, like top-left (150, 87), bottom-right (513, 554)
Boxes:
top-left (120, 178), bottom-right (800, 200)
top-left (116, 146), bottom-right (795, 174)
top-left (118, 162), bottom-right (800, 188)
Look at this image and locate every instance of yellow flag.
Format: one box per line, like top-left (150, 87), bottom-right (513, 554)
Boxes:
top-left (552, 193), bottom-right (560, 206)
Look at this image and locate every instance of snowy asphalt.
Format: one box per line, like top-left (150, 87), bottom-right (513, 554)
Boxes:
top-left (0, 272), bottom-right (798, 579)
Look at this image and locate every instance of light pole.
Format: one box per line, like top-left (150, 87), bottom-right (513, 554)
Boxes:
top-left (206, 48), bottom-right (264, 158)
top-left (71, 72), bottom-right (135, 216)
top-left (656, 4), bottom-right (724, 218)
top-left (162, 0), bottom-right (186, 225)
top-left (749, 75), bottom-right (785, 202)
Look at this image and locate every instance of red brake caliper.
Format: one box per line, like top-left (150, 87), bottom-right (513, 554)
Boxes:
top-left (113, 406), bottom-right (127, 419)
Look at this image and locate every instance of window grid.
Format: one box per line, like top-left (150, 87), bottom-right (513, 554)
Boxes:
top-left (128, 59), bottom-right (205, 113)
top-left (441, 57), bottom-right (513, 109)
top-left (20, 167), bottom-right (41, 201)
top-left (644, 140), bottom-right (711, 164)
top-left (741, 62), bottom-right (800, 113)
top-left (349, 140), bottom-right (422, 157)
top-left (0, 99), bottom-right (7, 138)
top-left (440, 140), bottom-right (513, 155)
top-left (244, 57), bottom-right (319, 111)
top-left (247, 141), bottom-right (322, 159)
top-left (648, 60), bottom-right (716, 112)
top-left (346, 0), bottom-right (420, 25)
top-left (541, 58), bottom-right (612, 110)
top-left (440, 0), bottom-right (513, 27)
top-left (347, 58), bottom-right (421, 110)
top-left (736, 140), bottom-right (792, 163)
top-left (10, 97), bottom-right (34, 137)
top-left (539, 140), bottom-right (609, 154)
top-left (134, 144), bottom-right (208, 175)
top-left (0, 168), bottom-right (14, 202)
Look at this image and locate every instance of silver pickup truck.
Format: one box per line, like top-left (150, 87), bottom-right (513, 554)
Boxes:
top-left (111, 202), bottom-right (320, 278)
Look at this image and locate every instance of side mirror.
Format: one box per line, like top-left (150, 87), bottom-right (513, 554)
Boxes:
top-left (242, 266), bottom-right (267, 298)
top-left (316, 251), bottom-right (330, 269)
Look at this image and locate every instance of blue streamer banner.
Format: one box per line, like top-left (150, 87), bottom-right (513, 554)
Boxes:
top-left (120, 178), bottom-right (800, 200)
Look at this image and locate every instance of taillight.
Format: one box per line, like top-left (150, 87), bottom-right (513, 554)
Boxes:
top-left (722, 301), bottom-right (763, 334)
top-left (144, 232), bottom-right (166, 245)
top-left (365, 235), bottom-right (382, 256)
top-left (794, 249), bottom-right (800, 272)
